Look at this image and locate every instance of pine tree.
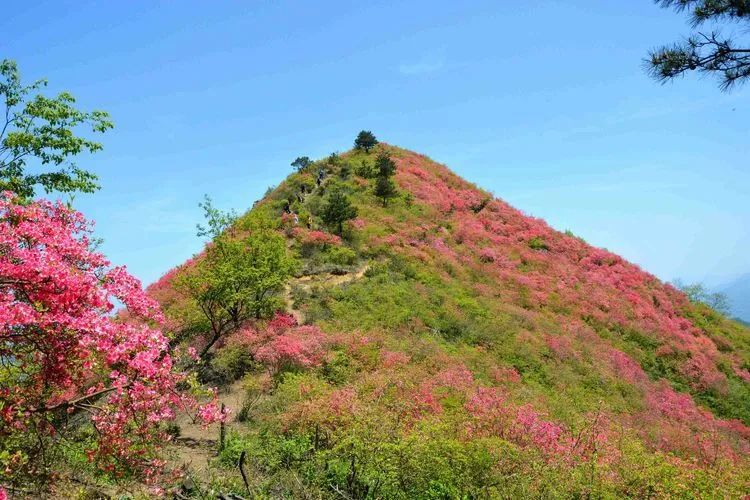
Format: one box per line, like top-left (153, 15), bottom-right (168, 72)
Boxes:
top-left (647, 1), bottom-right (750, 91)
top-left (375, 152), bottom-right (396, 177)
top-left (374, 175), bottom-right (397, 206)
top-left (291, 156), bottom-right (312, 171)
top-left (321, 189), bottom-right (358, 235)
top-left (354, 130), bottom-right (378, 153)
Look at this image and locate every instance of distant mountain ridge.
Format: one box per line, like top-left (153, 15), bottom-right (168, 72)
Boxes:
top-left (720, 273), bottom-right (750, 322)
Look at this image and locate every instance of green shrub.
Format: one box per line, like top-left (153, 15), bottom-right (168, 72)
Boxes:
top-left (528, 236), bottom-right (549, 251)
top-left (212, 344), bottom-right (255, 382)
top-left (325, 246), bottom-right (357, 266)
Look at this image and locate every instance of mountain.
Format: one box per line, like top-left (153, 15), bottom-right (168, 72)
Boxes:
top-left (720, 274), bottom-right (750, 323)
top-left (149, 144), bottom-right (750, 497)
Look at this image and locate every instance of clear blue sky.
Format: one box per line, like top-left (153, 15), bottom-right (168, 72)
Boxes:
top-left (4, 1), bottom-right (748, 293)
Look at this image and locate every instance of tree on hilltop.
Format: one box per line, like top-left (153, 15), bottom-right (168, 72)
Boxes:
top-left (354, 130), bottom-right (378, 153)
top-left (647, 0), bottom-right (750, 91)
top-left (291, 156), bottom-right (312, 171)
top-left (673, 279), bottom-right (731, 314)
top-left (0, 59), bottom-right (113, 199)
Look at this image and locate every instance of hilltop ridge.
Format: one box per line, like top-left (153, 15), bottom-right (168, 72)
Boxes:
top-left (149, 142), bottom-right (750, 497)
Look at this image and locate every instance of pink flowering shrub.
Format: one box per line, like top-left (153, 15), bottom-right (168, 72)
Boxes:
top-left (350, 217), bottom-right (366, 230)
top-left (465, 387), bottom-right (567, 456)
top-left (607, 349), bottom-right (647, 384)
top-left (295, 228), bottom-right (342, 247)
top-left (380, 350), bottom-right (411, 368)
top-left (0, 194), bottom-right (223, 485)
top-left (233, 312), bottom-right (327, 375)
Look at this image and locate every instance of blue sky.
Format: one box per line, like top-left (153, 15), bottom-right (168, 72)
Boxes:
top-left (4, 1), bottom-right (748, 296)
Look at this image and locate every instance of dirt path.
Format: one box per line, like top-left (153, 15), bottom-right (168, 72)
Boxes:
top-left (169, 379), bottom-right (246, 479)
top-left (170, 262), bottom-right (369, 481)
top-left (283, 263), bottom-right (369, 324)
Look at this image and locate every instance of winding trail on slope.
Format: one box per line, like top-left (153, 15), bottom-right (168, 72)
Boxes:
top-left (282, 262), bottom-right (370, 324)
top-left (170, 261), bottom-right (370, 480)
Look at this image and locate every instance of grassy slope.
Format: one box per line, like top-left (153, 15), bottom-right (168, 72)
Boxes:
top-left (150, 144), bottom-right (750, 497)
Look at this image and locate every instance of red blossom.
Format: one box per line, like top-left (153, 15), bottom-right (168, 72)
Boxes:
top-left (233, 312), bottom-right (328, 374)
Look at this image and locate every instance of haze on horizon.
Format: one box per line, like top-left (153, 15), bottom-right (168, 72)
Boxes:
top-left (3, 1), bottom-right (748, 297)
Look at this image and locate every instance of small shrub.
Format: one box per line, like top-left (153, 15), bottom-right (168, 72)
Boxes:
top-left (528, 236), bottom-right (549, 251)
top-left (325, 246), bottom-right (357, 266)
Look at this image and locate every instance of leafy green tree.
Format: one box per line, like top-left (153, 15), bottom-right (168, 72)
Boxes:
top-left (178, 202), bottom-right (297, 359)
top-left (375, 151), bottom-right (396, 178)
top-left (647, 1), bottom-right (750, 91)
top-left (196, 194), bottom-right (238, 239)
top-left (321, 189), bottom-right (357, 235)
top-left (374, 175), bottom-right (397, 206)
top-left (354, 130), bottom-right (378, 153)
top-left (672, 279), bottom-right (731, 314)
top-left (0, 59), bottom-right (113, 198)
top-left (291, 156), bottom-right (312, 171)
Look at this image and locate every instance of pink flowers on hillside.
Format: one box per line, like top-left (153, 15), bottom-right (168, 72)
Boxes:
top-left (386, 151), bottom-right (738, 395)
top-left (465, 387), bottom-right (568, 456)
top-left (607, 349), bottom-right (647, 383)
top-left (234, 312), bottom-right (328, 374)
top-left (292, 227), bottom-right (342, 247)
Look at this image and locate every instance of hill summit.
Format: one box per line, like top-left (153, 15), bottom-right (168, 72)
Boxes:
top-left (150, 142), bottom-right (750, 497)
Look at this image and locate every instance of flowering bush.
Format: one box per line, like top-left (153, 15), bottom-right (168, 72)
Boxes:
top-left (291, 227), bottom-right (342, 252)
top-left (233, 312), bottom-right (327, 375)
top-left (0, 194), bottom-right (223, 486)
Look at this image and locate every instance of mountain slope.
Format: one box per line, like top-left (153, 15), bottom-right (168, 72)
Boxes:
top-left (149, 144), bottom-right (750, 497)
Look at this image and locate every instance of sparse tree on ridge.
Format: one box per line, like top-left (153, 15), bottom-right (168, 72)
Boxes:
top-left (0, 59), bottom-right (113, 199)
top-left (354, 130), bottom-right (378, 153)
top-left (374, 174), bottom-right (397, 206)
top-left (647, 0), bottom-right (750, 91)
top-left (292, 156), bottom-right (312, 171)
top-left (321, 189), bottom-right (357, 236)
top-left (375, 151), bottom-right (396, 178)
top-left (373, 151), bottom-right (398, 206)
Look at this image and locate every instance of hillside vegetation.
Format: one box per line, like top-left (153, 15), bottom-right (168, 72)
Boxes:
top-left (148, 142), bottom-right (750, 498)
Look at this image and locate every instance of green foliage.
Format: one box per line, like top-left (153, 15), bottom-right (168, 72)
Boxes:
top-left (0, 59), bottom-right (113, 198)
top-left (647, 0), bottom-right (750, 91)
top-left (196, 194), bottom-right (238, 239)
top-left (374, 175), bottom-right (397, 206)
top-left (672, 279), bottom-right (731, 315)
top-left (528, 236), bottom-right (549, 251)
top-left (291, 156), bottom-right (312, 171)
top-left (212, 342), bottom-right (256, 383)
top-left (353, 130), bottom-right (378, 153)
top-left (374, 151), bottom-right (396, 178)
top-left (354, 159), bottom-right (377, 178)
top-left (320, 189), bottom-right (357, 236)
top-left (177, 212), bottom-right (297, 358)
top-left (325, 246), bottom-right (357, 266)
